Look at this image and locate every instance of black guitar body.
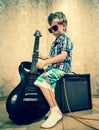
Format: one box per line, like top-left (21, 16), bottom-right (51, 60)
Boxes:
top-left (6, 61), bottom-right (49, 125)
top-left (6, 30), bottom-right (50, 125)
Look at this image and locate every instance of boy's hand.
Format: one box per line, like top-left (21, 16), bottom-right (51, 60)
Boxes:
top-left (36, 60), bottom-right (48, 69)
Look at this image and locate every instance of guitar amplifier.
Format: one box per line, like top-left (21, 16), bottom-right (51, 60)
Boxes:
top-left (55, 74), bottom-right (92, 113)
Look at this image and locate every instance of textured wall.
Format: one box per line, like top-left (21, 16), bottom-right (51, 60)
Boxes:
top-left (0, 0), bottom-right (99, 97)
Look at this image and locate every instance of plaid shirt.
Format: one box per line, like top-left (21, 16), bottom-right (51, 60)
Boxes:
top-left (49, 33), bottom-right (73, 73)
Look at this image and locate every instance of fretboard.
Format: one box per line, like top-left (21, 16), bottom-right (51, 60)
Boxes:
top-left (30, 30), bottom-right (42, 74)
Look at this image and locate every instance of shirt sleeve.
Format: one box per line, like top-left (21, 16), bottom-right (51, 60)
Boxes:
top-left (62, 37), bottom-right (73, 52)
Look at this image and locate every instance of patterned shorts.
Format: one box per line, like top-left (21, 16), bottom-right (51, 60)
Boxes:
top-left (34, 67), bottom-right (65, 92)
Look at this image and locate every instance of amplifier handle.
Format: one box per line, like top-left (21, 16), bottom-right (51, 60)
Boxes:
top-left (69, 70), bottom-right (77, 74)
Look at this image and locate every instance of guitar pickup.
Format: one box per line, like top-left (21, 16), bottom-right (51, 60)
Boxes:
top-left (25, 93), bottom-right (38, 96)
top-left (23, 98), bottom-right (38, 102)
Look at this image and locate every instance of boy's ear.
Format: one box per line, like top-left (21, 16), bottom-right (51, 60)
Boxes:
top-left (63, 26), bottom-right (66, 30)
top-left (63, 24), bottom-right (67, 31)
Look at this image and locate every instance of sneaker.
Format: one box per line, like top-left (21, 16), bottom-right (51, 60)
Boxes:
top-left (41, 106), bottom-right (62, 129)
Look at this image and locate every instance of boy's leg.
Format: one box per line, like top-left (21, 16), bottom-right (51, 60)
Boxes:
top-left (34, 68), bottom-right (65, 128)
top-left (40, 86), bottom-right (62, 113)
top-left (40, 86), bottom-right (57, 107)
top-left (39, 87), bottom-right (63, 128)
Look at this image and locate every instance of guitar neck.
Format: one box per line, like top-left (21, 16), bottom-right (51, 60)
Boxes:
top-left (30, 37), bottom-right (40, 74)
top-left (30, 30), bottom-right (42, 74)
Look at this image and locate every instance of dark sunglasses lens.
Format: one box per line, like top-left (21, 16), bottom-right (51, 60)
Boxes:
top-left (48, 28), bottom-right (52, 33)
top-left (48, 25), bottom-right (58, 33)
top-left (52, 25), bottom-right (58, 31)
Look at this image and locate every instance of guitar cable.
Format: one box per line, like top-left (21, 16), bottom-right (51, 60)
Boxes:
top-left (63, 78), bottom-right (99, 130)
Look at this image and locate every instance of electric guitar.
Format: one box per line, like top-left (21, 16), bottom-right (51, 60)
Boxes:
top-left (6, 30), bottom-right (50, 125)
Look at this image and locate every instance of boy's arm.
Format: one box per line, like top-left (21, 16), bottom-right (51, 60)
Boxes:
top-left (38, 56), bottom-right (50, 60)
top-left (32, 50), bottom-right (50, 60)
top-left (45, 51), bottom-right (67, 64)
top-left (38, 54), bottom-right (50, 60)
top-left (36, 51), bottom-right (67, 69)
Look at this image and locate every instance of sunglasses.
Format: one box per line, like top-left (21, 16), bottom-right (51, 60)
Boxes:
top-left (48, 22), bottom-right (64, 33)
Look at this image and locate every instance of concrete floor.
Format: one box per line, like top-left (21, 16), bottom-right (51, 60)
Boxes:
top-left (0, 97), bottom-right (99, 130)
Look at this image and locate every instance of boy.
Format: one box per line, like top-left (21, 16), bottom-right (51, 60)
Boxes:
top-left (34, 11), bottom-right (73, 129)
